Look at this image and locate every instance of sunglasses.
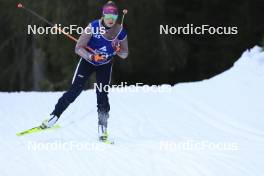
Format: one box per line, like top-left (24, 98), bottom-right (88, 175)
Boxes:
top-left (104, 14), bottom-right (118, 20)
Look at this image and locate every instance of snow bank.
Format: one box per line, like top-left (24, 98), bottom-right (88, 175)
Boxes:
top-left (0, 46), bottom-right (264, 176)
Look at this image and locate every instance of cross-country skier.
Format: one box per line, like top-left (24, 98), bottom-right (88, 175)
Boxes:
top-left (40, 1), bottom-right (128, 142)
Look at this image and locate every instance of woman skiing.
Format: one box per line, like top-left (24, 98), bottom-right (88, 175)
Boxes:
top-left (41, 1), bottom-right (129, 142)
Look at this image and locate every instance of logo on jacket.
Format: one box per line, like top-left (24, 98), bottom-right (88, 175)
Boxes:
top-left (99, 46), bottom-right (107, 52)
top-left (93, 34), bottom-right (101, 39)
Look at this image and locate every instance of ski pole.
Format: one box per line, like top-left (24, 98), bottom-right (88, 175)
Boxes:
top-left (121, 9), bottom-right (128, 27)
top-left (17, 3), bottom-right (96, 54)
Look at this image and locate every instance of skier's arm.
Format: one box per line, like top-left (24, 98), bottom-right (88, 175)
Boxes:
top-left (117, 37), bottom-right (129, 59)
top-left (75, 24), bottom-right (92, 60)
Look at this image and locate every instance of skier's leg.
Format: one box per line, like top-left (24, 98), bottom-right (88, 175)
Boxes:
top-left (95, 62), bottom-right (112, 134)
top-left (51, 59), bottom-right (95, 117)
top-left (42, 59), bottom-right (95, 128)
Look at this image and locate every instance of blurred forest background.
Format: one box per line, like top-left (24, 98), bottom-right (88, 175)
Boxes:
top-left (0, 0), bottom-right (264, 91)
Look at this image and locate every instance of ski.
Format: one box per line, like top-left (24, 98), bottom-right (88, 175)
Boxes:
top-left (99, 132), bottom-right (114, 144)
top-left (16, 124), bottom-right (61, 136)
top-left (99, 139), bottom-right (114, 145)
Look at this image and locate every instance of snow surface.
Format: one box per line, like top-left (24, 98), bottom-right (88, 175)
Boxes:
top-left (1, 46), bottom-right (264, 176)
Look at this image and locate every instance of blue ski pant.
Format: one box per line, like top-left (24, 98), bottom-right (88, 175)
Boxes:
top-left (51, 58), bottom-right (112, 117)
